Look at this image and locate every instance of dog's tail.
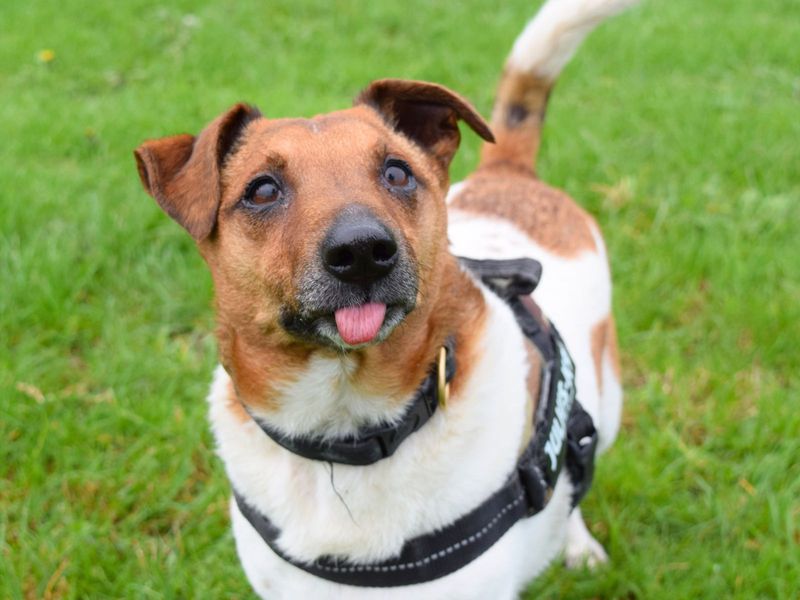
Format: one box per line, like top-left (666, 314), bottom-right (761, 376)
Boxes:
top-left (479, 0), bottom-right (637, 171)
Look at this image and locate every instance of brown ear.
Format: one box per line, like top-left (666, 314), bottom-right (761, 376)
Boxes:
top-left (356, 79), bottom-right (494, 170)
top-left (134, 103), bottom-right (262, 240)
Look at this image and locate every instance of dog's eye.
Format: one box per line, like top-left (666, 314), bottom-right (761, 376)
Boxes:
top-left (382, 160), bottom-right (414, 190)
top-left (245, 177), bottom-right (282, 206)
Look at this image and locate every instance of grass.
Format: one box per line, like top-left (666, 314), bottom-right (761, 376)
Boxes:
top-left (1, 0), bottom-right (798, 597)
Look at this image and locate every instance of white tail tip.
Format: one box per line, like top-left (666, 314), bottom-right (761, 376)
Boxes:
top-left (508, 0), bottom-right (639, 80)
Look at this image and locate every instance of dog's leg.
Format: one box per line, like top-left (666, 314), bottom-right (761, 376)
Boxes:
top-left (564, 507), bottom-right (608, 570)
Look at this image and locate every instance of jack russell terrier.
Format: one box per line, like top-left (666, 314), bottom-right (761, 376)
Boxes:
top-left (134, 0), bottom-right (633, 596)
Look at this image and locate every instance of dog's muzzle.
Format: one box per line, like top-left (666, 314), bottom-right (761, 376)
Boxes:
top-left (281, 205), bottom-right (418, 348)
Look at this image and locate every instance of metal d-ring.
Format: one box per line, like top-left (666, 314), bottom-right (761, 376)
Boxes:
top-left (437, 345), bottom-right (450, 408)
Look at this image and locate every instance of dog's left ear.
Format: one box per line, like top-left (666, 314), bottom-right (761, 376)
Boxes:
top-left (134, 103), bottom-right (262, 241)
top-left (356, 79), bottom-right (494, 171)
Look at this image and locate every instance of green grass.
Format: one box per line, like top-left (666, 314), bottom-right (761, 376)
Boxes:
top-left (1, 0), bottom-right (798, 597)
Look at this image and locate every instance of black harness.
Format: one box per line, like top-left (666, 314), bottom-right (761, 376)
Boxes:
top-left (233, 258), bottom-right (599, 588)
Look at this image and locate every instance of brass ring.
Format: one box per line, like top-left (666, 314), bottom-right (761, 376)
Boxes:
top-left (437, 346), bottom-right (450, 408)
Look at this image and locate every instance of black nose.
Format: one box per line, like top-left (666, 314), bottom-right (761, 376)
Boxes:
top-left (322, 209), bottom-right (398, 285)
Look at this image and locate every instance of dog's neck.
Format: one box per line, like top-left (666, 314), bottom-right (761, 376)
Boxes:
top-left (216, 252), bottom-right (487, 439)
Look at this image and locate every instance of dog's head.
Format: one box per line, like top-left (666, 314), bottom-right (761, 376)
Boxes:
top-left (135, 80), bottom-right (492, 391)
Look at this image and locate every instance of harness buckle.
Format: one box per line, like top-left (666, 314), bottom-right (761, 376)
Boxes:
top-left (517, 460), bottom-right (552, 516)
top-left (565, 405), bottom-right (599, 506)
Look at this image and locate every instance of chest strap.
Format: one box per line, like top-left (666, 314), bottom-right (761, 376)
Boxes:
top-left (233, 257), bottom-right (599, 587)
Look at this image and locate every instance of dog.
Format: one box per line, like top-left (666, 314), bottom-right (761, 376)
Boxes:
top-left (134, 0), bottom-right (632, 597)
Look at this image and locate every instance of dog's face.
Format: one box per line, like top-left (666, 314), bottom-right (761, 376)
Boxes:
top-left (222, 111), bottom-right (425, 350)
top-left (135, 80), bottom-right (492, 392)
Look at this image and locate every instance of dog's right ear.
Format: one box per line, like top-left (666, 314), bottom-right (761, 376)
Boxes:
top-left (134, 103), bottom-right (262, 241)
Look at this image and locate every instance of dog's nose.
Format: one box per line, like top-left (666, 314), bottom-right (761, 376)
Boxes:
top-left (322, 209), bottom-right (398, 285)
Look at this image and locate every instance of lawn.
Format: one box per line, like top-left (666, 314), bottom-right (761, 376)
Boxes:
top-left (1, 0), bottom-right (798, 598)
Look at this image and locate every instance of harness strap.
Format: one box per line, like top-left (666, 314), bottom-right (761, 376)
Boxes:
top-left (234, 398), bottom-right (596, 587)
top-left (235, 475), bottom-right (527, 587)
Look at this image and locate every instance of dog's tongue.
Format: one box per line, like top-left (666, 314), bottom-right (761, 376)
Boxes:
top-left (334, 303), bottom-right (387, 345)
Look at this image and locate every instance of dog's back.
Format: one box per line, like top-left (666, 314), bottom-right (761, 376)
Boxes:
top-left (449, 0), bottom-right (633, 455)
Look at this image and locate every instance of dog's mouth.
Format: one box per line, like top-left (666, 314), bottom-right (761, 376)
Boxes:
top-left (281, 300), bottom-right (413, 350)
top-left (280, 256), bottom-right (418, 350)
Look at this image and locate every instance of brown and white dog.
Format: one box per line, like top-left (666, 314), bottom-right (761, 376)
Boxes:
top-left (134, 0), bottom-right (633, 597)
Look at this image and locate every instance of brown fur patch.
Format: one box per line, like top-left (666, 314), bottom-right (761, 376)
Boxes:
top-left (607, 315), bottom-right (621, 380)
top-left (224, 378), bottom-right (251, 424)
top-left (480, 68), bottom-right (552, 171)
top-left (450, 166), bottom-right (597, 257)
top-left (525, 341), bottom-right (542, 408)
top-left (518, 340), bottom-right (543, 453)
top-left (590, 315), bottom-right (622, 392)
top-left (590, 317), bottom-right (609, 393)
top-left (218, 322), bottom-right (313, 411)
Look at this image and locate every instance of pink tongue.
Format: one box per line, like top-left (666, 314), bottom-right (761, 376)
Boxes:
top-left (334, 303), bottom-right (387, 345)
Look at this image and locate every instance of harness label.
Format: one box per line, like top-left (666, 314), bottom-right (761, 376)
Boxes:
top-left (543, 340), bottom-right (575, 471)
